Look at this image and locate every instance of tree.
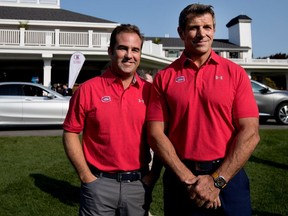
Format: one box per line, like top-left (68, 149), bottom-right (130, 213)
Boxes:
top-left (258, 52), bottom-right (288, 59)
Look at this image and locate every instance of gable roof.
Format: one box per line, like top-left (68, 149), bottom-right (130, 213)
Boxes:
top-left (145, 37), bottom-right (243, 50)
top-left (226, 15), bottom-right (252, 28)
top-left (0, 6), bottom-right (116, 23)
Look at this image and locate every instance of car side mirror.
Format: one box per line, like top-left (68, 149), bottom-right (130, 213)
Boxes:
top-left (47, 93), bottom-right (55, 99)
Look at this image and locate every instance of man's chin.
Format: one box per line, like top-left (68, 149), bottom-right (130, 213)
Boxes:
top-left (121, 67), bottom-right (136, 74)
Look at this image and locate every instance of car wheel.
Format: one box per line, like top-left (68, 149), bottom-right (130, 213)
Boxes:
top-left (275, 102), bottom-right (288, 125)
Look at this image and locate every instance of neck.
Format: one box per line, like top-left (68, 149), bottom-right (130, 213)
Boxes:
top-left (122, 76), bottom-right (134, 89)
top-left (185, 50), bottom-right (211, 68)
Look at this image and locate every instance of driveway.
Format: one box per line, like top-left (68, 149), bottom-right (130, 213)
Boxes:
top-left (0, 125), bottom-right (63, 136)
top-left (0, 120), bottom-right (287, 137)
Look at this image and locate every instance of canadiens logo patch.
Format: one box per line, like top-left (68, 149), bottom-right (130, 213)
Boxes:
top-left (175, 76), bottom-right (185, 83)
top-left (101, 96), bottom-right (111, 103)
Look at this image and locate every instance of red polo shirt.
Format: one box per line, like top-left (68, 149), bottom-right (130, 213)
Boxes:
top-left (63, 68), bottom-right (151, 172)
top-left (147, 51), bottom-right (259, 161)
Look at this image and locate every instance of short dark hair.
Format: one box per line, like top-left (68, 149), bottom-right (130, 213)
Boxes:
top-left (178, 4), bottom-right (215, 30)
top-left (109, 24), bottom-right (144, 51)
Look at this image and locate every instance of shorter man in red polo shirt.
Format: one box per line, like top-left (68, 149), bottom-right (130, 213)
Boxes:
top-left (147, 4), bottom-right (260, 216)
top-left (63, 24), bottom-right (159, 216)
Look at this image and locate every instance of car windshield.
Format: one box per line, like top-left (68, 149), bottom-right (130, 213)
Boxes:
top-left (252, 81), bottom-right (267, 92)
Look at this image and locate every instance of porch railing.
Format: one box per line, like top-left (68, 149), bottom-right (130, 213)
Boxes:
top-left (0, 29), bottom-right (20, 45)
top-left (0, 28), bottom-right (111, 48)
top-left (1, 28), bottom-right (287, 63)
top-left (0, 28), bottom-right (167, 57)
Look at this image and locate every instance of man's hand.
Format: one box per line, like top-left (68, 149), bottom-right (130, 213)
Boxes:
top-left (81, 173), bottom-right (97, 184)
top-left (185, 175), bottom-right (221, 208)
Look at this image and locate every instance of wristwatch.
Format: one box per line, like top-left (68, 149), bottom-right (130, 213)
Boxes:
top-left (211, 172), bottom-right (227, 189)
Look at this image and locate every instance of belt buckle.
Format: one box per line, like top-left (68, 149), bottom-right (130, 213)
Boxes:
top-left (117, 171), bottom-right (141, 182)
top-left (117, 172), bottom-right (132, 182)
top-left (195, 162), bottom-right (213, 171)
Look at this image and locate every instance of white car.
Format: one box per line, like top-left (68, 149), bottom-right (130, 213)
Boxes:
top-left (0, 82), bottom-right (70, 126)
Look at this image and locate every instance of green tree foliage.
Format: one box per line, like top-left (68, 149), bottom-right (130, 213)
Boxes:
top-left (258, 52), bottom-right (288, 59)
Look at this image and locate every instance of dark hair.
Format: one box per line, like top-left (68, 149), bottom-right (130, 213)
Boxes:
top-left (178, 4), bottom-right (215, 30)
top-left (109, 24), bottom-right (144, 51)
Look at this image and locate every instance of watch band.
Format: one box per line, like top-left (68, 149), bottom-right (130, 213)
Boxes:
top-left (211, 171), bottom-right (220, 180)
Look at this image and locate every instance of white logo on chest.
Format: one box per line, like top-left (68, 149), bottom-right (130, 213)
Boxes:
top-left (215, 75), bottom-right (223, 80)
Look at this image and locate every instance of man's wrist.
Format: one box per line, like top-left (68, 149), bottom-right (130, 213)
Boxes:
top-left (211, 171), bottom-right (227, 189)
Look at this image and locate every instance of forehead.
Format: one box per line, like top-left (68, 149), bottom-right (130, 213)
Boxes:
top-left (115, 32), bottom-right (142, 46)
top-left (186, 13), bottom-right (214, 25)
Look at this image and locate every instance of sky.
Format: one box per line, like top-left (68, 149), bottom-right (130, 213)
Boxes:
top-left (60, 0), bottom-right (288, 58)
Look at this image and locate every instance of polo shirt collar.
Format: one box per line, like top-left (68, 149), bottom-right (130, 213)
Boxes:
top-left (102, 67), bottom-right (141, 88)
top-left (180, 50), bottom-right (220, 67)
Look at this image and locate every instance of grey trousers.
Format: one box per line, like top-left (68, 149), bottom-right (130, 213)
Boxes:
top-left (79, 176), bottom-right (150, 216)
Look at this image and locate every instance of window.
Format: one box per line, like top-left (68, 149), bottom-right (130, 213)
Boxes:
top-left (0, 84), bottom-right (23, 96)
top-left (251, 81), bottom-right (267, 93)
top-left (229, 52), bottom-right (239, 59)
top-left (23, 85), bottom-right (48, 97)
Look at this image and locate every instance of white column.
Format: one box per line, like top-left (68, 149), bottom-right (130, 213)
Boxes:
top-left (42, 53), bottom-right (53, 87)
top-left (20, 28), bottom-right (25, 46)
top-left (55, 29), bottom-right (60, 47)
top-left (246, 71), bottom-right (251, 79)
top-left (88, 30), bottom-right (93, 48)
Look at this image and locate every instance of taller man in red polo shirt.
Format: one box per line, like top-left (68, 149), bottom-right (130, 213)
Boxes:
top-left (147, 4), bottom-right (260, 216)
top-left (63, 24), bottom-right (158, 216)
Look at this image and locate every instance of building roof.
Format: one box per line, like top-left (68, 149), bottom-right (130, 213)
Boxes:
top-left (0, 6), bottom-right (116, 23)
top-left (145, 37), bottom-right (242, 50)
top-left (226, 15), bottom-right (252, 28)
top-left (0, 6), bottom-right (245, 51)
top-left (212, 39), bottom-right (241, 49)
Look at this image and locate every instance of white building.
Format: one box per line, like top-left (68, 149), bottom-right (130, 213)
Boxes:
top-left (0, 0), bottom-right (288, 89)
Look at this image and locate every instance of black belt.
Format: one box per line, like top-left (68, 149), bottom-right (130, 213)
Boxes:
top-left (89, 166), bottom-right (148, 182)
top-left (182, 159), bottom-right (223, 173)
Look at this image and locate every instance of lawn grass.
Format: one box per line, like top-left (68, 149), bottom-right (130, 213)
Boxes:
top-left (246, 129), bottom-right (288, 216)
top-left (0, 129), bottom-right (287, 216)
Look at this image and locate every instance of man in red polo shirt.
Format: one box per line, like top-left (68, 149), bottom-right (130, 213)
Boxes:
top-left (63, 24), bottom-right (158, 216)
top-left (147, 4), bottom-right (260, 216)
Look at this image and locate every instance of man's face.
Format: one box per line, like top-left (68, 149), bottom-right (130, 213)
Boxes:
top-left (108, 32), bottom-right (142, 78)
top-left (178, 13), bottom-right (215, 57)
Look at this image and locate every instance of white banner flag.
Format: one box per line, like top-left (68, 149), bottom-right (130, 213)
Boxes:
top-left (68, 52), bottom-right (85, 89)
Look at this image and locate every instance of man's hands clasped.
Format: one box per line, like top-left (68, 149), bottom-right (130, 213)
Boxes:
top-left (185, 174), bottom-right (221, 209)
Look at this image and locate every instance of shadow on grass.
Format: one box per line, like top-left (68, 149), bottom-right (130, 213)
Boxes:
top-left (249, 155), bottom-right (288, 170)
top-left (30, 173), bottom-right (80, 206)
top-left (252, 210), bottom-right (282, 216)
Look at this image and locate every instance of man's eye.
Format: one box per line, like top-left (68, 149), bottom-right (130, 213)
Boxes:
top-left (118, 46), bottom-right (127, 50)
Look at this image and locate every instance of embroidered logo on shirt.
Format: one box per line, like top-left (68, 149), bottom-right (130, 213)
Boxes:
top-left (215, 75), bottom-right (224, 80)
top-left (101, 96), bottom-right (111, 103)
top-left (175, 76), bottom-right (185, 83)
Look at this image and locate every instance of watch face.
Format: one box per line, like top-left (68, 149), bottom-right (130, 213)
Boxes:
top-left (215, 176), bottom-right (227, 189)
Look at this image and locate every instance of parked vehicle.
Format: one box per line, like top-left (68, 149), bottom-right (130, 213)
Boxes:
top-left (0, 82), bottom-right (70, 126)
top-left (251, 80), bottom-right (288, 125)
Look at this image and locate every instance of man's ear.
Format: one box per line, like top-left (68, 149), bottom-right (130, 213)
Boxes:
top-left (108, 47), bottom-right (113, 56)
top-left (177, 27), bottom-right (184, 40)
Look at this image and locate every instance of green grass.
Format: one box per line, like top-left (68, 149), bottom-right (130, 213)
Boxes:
top-left (246, 129), bottom-right (288, 216)
top-left (0, 129), bottom-right (287, 216)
